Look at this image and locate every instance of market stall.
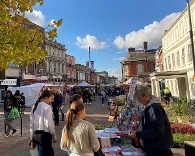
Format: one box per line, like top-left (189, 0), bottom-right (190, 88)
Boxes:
top-left (96, 127), bottom-right (145, 156)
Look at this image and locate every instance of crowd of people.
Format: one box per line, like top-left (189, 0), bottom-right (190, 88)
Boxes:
top-left (3, 84), bottom-right (174, 156)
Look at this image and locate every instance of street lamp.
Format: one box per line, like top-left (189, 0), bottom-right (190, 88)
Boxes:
top-left (186, 0), bottom-right (195, 76)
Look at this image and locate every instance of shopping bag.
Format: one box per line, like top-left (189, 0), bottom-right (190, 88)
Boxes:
top-left (7, 107), bottom-right (20, 121)
top-left (30, 145), bottom-right (39, 156)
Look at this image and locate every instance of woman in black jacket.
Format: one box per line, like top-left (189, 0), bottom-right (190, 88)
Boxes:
top-left (4, 90), bottom-right (18, 137)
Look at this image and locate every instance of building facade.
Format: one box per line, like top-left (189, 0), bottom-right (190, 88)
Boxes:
top-left (65, 54), bottom-right (77, 85)
top-left (75, 64), bottom-right (90, 84)
top-left (46, 39), bottom-right (66, 85)
top-left (156, 0), bottom-right (195, 99)
top-left (95, 71), bottom-right (109, 84)
top-left (121, 42), bottom-right (156, 83)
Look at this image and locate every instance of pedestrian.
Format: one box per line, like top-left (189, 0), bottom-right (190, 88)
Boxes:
top-left (163, 87), bottom-right (172, 104)
top-left (128, 86), bottom-right (173, 156)
top-left (14, 90), bottom-right (21, 112)
top-left (4, 90), bottom-right (18, 137)
top-left (20, 93), bottom-right (25, 114)
top-left (60, 101), bottom-right (100, 155)
top-left (52, 89), bottom-right (60, 126)
top-left (100, 88), bottom-right (106, 106)
top-left (70, 94), bottom-right (83, 104)
top-left (30, 90), bottom-right (57, 156)
top-left (58, 90), bottom-right (65, 121)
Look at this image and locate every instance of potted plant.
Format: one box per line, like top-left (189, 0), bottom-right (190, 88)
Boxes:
top-left (116, 99), bottom-right (125, 111)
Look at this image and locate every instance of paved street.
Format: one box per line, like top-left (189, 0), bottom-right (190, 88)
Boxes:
top-left (0, 97), bottom-right (185, 156)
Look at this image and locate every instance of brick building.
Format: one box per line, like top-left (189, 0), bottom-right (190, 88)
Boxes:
top-left (121, 42), bottom-right (156, 83)
top-left (65, 54), bottom-right (76, 85)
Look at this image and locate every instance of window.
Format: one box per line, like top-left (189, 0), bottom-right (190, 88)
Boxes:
top-left (182, 48), bottom-right (186, 66)
top-left (137, 64), bottom-right (143, 73)
top-left (124, 65), bottom-right (128, 73)
top-left (175, 26), bottom-right (178, 41)
top-left (168, 56), bottom-right (171, 69)
top-left (176, 51), bottom-right (180, 67)
top-left (172, 54), bottom-right (175, 68)
top-left (165, 58), bottom-right (168, 71)
top-left (25, 66), bottom-right (28, 73)
top-left (188, 44), bottom-right (192, 63)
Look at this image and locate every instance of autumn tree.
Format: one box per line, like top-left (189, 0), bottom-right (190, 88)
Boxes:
top-left (0, 0), bottom-right (62, 69)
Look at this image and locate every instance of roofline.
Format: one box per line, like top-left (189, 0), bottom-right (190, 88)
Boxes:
top-left (162, 0), bottom-right (195, 38)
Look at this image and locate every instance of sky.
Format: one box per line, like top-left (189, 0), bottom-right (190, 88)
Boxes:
top-left (25, 0), bottom-right (188, 79)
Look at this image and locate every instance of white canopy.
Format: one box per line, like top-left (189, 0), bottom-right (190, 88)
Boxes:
top-left (8, 83), bottom-right (57, 107)
top-left (123, 77), bottom-right (143, 85)
top-left (77, 81), bottom-right (90, 87)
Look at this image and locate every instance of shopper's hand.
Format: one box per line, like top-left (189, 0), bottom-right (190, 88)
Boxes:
top-left (132, 114), bottom-right (140, 122)
top-left (53, 137), bottom-right (57, 143)
top-left (128, 131), bottom-right (137, 139)
top-left (7, 106), bottom-right (11, 109)
top-left (131, 125), bottom-right (137, 131)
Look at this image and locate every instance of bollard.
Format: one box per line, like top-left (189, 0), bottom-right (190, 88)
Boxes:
top-left (20, 113), bottom-right (22, 136)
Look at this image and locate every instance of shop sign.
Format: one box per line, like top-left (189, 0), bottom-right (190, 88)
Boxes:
top-left (1, 79), bottom-right (17, 85)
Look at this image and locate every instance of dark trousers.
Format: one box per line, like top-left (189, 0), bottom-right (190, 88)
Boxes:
top-left (34, 130), bottom-right (54, 156)
top-left (59, 107), bottom-right (64, 120)
top-left (87, 95), bottom-right (91, 103)
top-left (53, 107), bottom-right (59, 124)
top-left (146, 149), bottom-right (169, 156)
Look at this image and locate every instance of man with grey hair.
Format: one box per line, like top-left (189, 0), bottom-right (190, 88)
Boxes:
top-left (129, 86), bottom-right (173, 156)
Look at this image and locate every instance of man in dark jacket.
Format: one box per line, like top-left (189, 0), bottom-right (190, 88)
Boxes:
top-left (52, 89), bottom-right (60, 126)
top-left (129, 86), bottom-right (173, 156)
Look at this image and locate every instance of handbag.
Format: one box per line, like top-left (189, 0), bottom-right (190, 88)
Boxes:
top-left (7, 107), bottom-right (20, 121)
top-left (29, 140), bottom-right (36, 150)
top-left (30, 143), bottom-right (39, 156)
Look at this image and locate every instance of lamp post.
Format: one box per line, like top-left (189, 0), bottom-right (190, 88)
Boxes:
top-left (187, 0), bottom-right (195, 76)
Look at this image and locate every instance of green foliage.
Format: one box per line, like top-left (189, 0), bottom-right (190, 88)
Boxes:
top-left (116, 99), bottom-right (126, 106)
top-left (173, 133), bottom-right (195, 147)
top-left (164, 99), bottom-right (189, 122)
top-left (0, 0), bottom-right (62, 69)
top-left (94, 124), bottom-right (112, 130)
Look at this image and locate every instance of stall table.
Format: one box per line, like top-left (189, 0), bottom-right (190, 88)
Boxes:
top-left (184, 141), bottom-right (195, 156)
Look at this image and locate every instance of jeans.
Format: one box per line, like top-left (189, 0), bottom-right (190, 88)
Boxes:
top-left (37, 143), bottom-right (43, 156)
top-left (53, 107), bottom-right (59, 124)
top-left (101, 97), bottom-right (105, 104)
top-left (4, 111), bottom-right (15, 134)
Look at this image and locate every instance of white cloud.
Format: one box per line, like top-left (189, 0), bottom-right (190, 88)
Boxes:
top-left (107, 67), bottom-right (122, 79)
top-left (113, 57), bottom-right (125, 61)
top-left (76, 34), bottom-right (106, 50)
top-left (25, 10), bottom-right (45, 27)
top-left (113, 12), bottom-right (181, 49)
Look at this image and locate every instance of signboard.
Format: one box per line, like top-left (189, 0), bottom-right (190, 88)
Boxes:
top-left (1, 79), bottom-right (17, 85)
top-left (34, 74), bottom-right (41, 80)
top-left (126, 77), bottom-right (138, 107)
top-left (90, 61), bottom-right (95, 73)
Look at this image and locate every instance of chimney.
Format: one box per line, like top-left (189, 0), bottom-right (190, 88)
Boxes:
top-left (143, 41), bottom-right (148, 50)
top-left (128, 47), bottom-right (135, 53)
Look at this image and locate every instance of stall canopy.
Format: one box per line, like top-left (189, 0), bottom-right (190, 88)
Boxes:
top-left (8, 83), bottom-right (56, 107)
top-left (77, 81), bottom-right (90, 87)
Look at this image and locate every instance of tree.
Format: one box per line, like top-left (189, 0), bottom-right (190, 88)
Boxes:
top-left (0, 0), bottom-right (62, 69)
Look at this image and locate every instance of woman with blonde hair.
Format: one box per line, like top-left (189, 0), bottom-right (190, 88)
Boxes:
top-left (60, 101), bottom-right (100, 156)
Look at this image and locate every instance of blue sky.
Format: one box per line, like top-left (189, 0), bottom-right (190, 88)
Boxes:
top-left (26, 0), bottom-right (187, 79)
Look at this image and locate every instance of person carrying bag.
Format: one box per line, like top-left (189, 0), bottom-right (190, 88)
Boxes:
top-left (30, 90), bottom-right (57, 156)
